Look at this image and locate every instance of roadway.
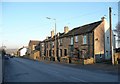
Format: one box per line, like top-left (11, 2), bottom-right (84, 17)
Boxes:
top-left (3, 57), bottom-right (118, 82)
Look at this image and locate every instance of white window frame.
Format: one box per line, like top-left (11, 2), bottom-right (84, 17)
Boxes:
top-left (75, 36), bottom-right (78, 42)
top-left (83, 35), bottom-right (87, 44)
top-left (52, 42), bottom-right (54, 47)
top-left (41, 43), bottom-right (44, 47)
top-left (107, 37), bottom-right (109, 44)
top-left (70, 37), bottom-right (74, 45)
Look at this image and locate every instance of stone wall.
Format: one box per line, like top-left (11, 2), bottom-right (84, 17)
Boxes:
top-left (77, 33), bottom-right (94, 58)
top-left (59, 37), bottom-right (70, 57)
top-left (33, 51), bottom-right (40, 61)
top-left (94, 22), bottom-right (105, 62)
top-left (114, 52), bottom-right (120, 64)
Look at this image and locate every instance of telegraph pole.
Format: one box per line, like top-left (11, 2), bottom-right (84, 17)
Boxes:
top-left (109, 7), bottom-right (114, 65)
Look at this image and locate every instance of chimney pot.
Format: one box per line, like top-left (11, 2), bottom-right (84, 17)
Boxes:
top-left (64, 26), bottom-right (69, 33)
top-left (101, 17), bottom-right (105, 21)
top-left (51, 30), bottom-right (54, 38)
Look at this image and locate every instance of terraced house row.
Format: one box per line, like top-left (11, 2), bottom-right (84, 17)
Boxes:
top-left (22, 17), bottom-right (116, 64)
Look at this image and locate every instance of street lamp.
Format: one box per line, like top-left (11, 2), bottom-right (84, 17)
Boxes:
top-left (46, 17), bottom-right (57, 61)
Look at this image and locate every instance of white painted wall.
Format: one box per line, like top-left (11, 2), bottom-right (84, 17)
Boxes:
top-left (104, 19), bottom-right (111, 60)
top-left (104, 19), bottom-right (115, 62)
top-left (20, 48), bottom-right (27, 56)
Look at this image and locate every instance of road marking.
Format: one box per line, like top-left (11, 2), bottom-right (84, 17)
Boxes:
top-left (70, 76), bottom-right (87, 82)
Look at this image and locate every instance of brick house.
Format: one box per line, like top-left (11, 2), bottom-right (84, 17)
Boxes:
top-left (27, 40), bottom-right (40, 60)
top-left (43, 30), bottom-right (57, 61)
top-left (56, 17), bottom-right (111, 63)
top-left (56, 27), bottom-right (70, 62)
top-left (45, 37), bottom-right (52, 60)
top-left (40, 30), bottom-right (65, 61)
top-left (38, 17), bottom-right (112, 64)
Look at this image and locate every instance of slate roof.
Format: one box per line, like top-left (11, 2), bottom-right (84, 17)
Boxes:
top-left (29, 40), bottom-right (40, 46)
top-left (60, 20), bottom-right (102, 38)
top-left (29, 40), bottom-right (40, 44)
top-left (41, 20), bottom-right (102, 42)
top-left (44, 32), bottom-right (65, 42)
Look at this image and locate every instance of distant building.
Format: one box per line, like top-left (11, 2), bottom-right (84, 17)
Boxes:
top-left (27, 40), bottom-right (40, 60)
top-left (18, 46), bottom-right (27, 57)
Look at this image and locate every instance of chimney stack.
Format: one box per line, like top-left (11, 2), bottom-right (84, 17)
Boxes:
top-left (51, 30), bottom-right (54, 38)
top-left (101, 17), bottom-right (105, 22)
top-left (57, 32), bottom-right (60, 37)
top-left (46, 36), bottom-right (49, 39)
top-left (64, 26), bottom-right (69, 33)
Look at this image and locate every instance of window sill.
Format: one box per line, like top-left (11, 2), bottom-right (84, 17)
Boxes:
top-left (81, 44), bottom-right (87, 46)
top-left (69, 44), bottom-right (73, 46)
top-left (60, 44), bottom-right (63, 46)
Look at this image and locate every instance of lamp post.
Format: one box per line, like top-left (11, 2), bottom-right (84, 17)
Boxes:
top-left (46, 17), bottom-right (57, 61)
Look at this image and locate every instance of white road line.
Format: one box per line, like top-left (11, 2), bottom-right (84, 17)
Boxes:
top-left (70, 76), bottom-right (87, 82)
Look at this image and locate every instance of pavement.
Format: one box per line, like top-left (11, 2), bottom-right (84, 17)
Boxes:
top-left (47, 60), bottom-right (119, 76)
top-left (3, 57), bottom-right (119, 82)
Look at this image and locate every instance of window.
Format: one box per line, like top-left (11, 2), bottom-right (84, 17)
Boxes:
top-left (70, 37), bottom-right (74, 45)
top-left (47, 50), bottom-right (48, 56)
top-left (83, 35), bottom-right (87, 44)
top-left (41, 43), bottom-right (44, 47)
top-left (75, 36), bottom-right (78, 42)
top-left (64, 49), bottom-right (67, 56)
top-left (60, 49), bottom-right (62, 57)
top-left (106, 50), bottom-right (108, 57)
top-left (52, 42), bottom-right (54, 48)
top-left (47, 43), bottom-right (48, 48)
top-left (53, 50), bottom-right (54, 56)
top-left (100, 54), bottom-right (102, 58)
top-left (107, 37), bottom-right (109, 44)
top-left (58, 39), bottom-right (60, 45)
top-left (32, 45), bottom-right (36, 50)
top-left (60, 39), bottom-right (62, 45)
top-left (49, 50), bottom-right (51, 56)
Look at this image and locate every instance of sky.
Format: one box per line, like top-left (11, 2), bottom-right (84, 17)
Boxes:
top-left (0, 1), bottom-right (119, 49)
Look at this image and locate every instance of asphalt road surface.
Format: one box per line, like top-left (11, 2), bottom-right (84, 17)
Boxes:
top-left (3, 57), bottom-right (118, 82)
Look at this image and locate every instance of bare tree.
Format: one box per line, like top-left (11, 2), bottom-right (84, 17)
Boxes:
top-left (114, 22), bottom-right (120, 47)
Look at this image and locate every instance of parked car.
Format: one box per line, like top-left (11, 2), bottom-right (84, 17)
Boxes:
top-left (10, 56), bottom-right (15, 58)
top-left (4, 55), bottom-right (9, 60)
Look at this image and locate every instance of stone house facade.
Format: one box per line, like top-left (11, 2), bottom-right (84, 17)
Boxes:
top-left (55, 17), bottom-right (109, 63)
top-left (38, 17), bottom-right (112, 63)
top-left (27, 40), bottom-right (40, 60)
